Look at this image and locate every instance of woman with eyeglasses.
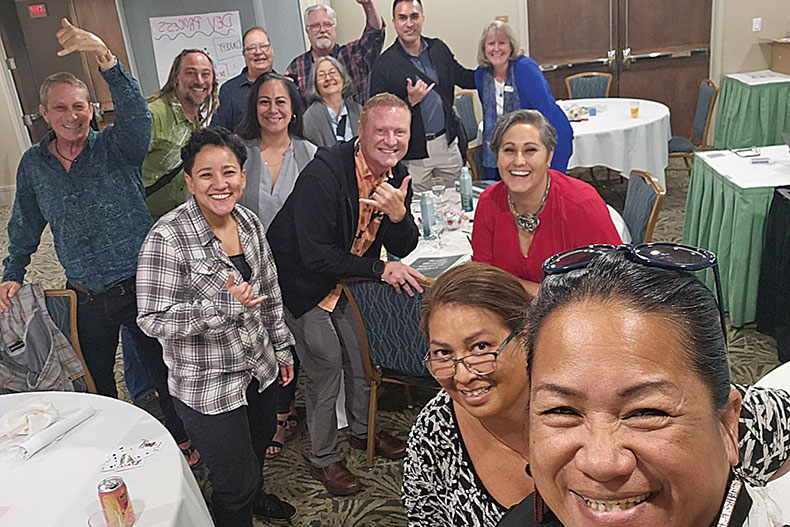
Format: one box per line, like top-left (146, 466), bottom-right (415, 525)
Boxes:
top-left (235, 72), bottom-right (317, 458)
top-left (496, 247), bottom-right (790, 526)
top-left (303, 56), bottom-right (362, 148)
top-left (471, 109), bottom-right (620, 296)
top-left (403, 258), bottom-right (790, 527)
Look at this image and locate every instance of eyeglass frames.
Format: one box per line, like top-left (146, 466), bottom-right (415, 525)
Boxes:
top-left (244, 43), bottom-right (271, 54)
top-left (423, 329), bottom-right (518, 379)
top-left (542, 243), bottom-right (728, 348)
top-left (306, 22), bottom-right (335, 32)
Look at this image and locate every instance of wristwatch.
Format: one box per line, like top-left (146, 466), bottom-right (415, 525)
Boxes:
top-left (372, 259), bottom-right (386, 278)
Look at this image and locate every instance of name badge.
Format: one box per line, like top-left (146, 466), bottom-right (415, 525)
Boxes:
top-left (504, 85), bottom-right (514, 93)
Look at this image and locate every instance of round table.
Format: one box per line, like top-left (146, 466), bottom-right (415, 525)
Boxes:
top-left (0, 392), bottom-right (214, 526)
top-left (562, 97), bottom-right (671, 190)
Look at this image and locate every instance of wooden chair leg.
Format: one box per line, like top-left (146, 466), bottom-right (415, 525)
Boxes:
top-left (404, 385), bottom-right (415, 409)
top-left (366, 380), bottom-right (378, 468)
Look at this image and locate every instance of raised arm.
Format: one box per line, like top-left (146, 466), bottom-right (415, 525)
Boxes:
top-left (357, 0), bottom-right (383, 30)
top-left (56, 18), bottom-right (151, 167)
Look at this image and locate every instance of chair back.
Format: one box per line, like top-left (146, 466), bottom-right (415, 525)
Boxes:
top-left (44, 290), bottom-right (96, 393)
top-left (691, 79), bottom-right (718, 146)
top-left (622, 170), bottom-right (666, 244)
top-left (565, 72), bottom-right (613, 99)
top-left (454, 92), bottom-right (478, 146)
top-left (341, 279), bottom-right (433, 382)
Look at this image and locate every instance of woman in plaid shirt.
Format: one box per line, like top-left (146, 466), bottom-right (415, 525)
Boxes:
top-left (136, 127), bottom-right (297, 526)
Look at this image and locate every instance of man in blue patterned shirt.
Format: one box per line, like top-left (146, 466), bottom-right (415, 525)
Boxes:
top-left (0, 20), bottom-right (187, 449)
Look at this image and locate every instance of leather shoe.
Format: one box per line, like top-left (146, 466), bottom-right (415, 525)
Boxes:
top-left (309, 461), bottom-right (362, 496)
top-left (349, 431), bottom-right (406, 460)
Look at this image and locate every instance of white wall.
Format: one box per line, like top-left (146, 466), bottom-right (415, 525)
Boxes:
top-left (0, 39), bottom-right (29, 206)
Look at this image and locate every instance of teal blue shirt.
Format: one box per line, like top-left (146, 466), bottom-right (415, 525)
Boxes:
top-left (2, 62), bottom-right (153, 292)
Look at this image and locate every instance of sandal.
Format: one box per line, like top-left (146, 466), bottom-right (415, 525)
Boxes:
top-left (266, 420), bottom-right (288, 459)
top-left (179, 441), bottom-right (201, 468)
top-left (283, 412), bottom-right (298, 433)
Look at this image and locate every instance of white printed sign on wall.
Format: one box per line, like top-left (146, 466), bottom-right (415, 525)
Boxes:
top-left (149, 11), bottom-right (245, 87)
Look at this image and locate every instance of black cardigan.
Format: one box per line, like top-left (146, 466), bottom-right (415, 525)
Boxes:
top-left (267, 140), bottom-right (420, 318)
top-left (369, 37), bottom-right (476, 160)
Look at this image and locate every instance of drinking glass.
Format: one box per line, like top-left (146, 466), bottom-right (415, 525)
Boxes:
top-left (630, 100), bottom-right (640, 118)
top-left (430, 185), bottom-right (447, 248)
top-left (431, 184), bottom-right (446, 208)
top-left (88, 509), bottom-right (122, 527)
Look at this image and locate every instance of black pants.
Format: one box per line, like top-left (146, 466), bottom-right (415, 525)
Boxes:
top-left (173, 378), bottom-right (277, 527)
top-left (68, 280), bottom-right (187, 443)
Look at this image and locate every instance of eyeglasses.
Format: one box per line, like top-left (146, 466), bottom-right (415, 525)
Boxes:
top-left (423, 329), bottom-right (517, 379)
top-left (306, 22), bottom-right (335, 32)
top-left (542, 243), bottom-right (728, 347)
top-left (244, 43), bottom-right (271, 54)
top-left (316, 69), bottom-right (340, 81)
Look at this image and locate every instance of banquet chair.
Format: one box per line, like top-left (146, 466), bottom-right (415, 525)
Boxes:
top-left (454, 91), bottom-right (479, 147)
top-left (668, 79), bottom-right (718, 175)
top-left (341, 278), bottom-right (438, 467)
top-left (466, 145), bottom-right (483, 180)
top-left (622, 170), bottom-right (666, 244)
top-left (44, 289), bottom-right (96, 393)
top-left (565, 72), bottom-right (613, 98)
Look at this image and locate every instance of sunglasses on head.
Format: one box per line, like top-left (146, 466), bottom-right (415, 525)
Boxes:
top-left (542, 243), bottom-right (727, 347)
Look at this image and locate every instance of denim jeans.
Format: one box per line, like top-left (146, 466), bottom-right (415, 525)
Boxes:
top-left (120, 325), bottom-right (155, 402)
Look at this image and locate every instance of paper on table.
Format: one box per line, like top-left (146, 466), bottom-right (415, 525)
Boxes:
top-left (0, 396), bottom-right (59, 438)
top-left (16, 406), bottom-right (95, 460)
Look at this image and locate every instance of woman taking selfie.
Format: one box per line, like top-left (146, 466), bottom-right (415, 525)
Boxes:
top-left (403, 258), bottom-right (790, 527)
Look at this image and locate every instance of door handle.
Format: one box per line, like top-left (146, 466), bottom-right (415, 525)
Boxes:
top-left (624, 47), bottom-right (709, 64)
top-left (540, 56), bottom-right (615, 72)
top-left (22, 112), bottom-right (41, 127)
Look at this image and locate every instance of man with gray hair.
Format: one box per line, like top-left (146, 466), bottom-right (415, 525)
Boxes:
top-left (286, 0), bottom-right (384, 104)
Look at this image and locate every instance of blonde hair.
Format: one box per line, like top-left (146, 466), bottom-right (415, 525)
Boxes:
top-left (359, 93), bottom-right (410, 128)
top-left (477, 20), bottom-right (524, 68)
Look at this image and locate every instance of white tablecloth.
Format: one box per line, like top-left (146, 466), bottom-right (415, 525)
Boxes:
top-left (727, 69), bottom-right (790, 86)
top-left (0, 392), bottom-right (214, 527)
top-left (562, 98), bottom-right (671, 190)
top-left (696, 145), bottom-right (790, 189)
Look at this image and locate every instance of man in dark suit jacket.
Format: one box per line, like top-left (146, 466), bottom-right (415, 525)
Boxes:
top-left (369, 0), bottom-right (476, 192)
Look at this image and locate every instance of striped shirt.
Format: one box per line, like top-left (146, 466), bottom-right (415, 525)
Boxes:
top-left (136, 197), bottom-right (294, 415)
top-left (286, 23), bottom-right (385, 104)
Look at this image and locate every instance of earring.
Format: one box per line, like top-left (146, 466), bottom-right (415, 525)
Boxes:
top-left (291, 113), bottom-right (296, 122)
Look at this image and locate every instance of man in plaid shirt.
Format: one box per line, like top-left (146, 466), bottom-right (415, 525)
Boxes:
top-left (286, 0), bottom-right (384, 104)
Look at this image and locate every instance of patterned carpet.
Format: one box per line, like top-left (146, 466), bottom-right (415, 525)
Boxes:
top-left (0, 157), bottom-right (781, 526)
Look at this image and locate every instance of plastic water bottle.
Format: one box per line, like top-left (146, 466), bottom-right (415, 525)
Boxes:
top-left (420, 193), bottom-right (435, 238)
top-left (459, 166), bottom-right (474, 212)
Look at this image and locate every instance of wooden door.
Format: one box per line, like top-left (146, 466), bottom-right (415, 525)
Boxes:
top-left (528, 0), bottom-right (712, 135)
top-left (0, 0), bottom-right (130, 142)
top-left (528, 0), bottom-right (616, 100)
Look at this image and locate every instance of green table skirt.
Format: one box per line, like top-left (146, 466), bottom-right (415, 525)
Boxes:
top-left (682, 154), bottom-right (775, 327)
top-left (714, 76), bottom-right (790, 150)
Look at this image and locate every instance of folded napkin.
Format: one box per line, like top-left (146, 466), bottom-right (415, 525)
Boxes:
top-left (16, 406), bottom-right (95, 459)
top-left (0, 396), bottom-right (59, 438)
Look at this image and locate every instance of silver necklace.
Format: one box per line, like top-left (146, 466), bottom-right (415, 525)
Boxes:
top-left (507, 174), bottom-right (551, 233)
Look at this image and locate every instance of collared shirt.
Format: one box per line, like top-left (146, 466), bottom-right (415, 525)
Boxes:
top-left (143, 93), bottom-right (206, 219)
top-left (286, 23), bottom-right (385, 104)
top-left (318, 141), bottom-right (388, 311)
top-left (136, 197), bottom-right (295, 415)
top-left (2, 62), bottom-right (153, 293)
top-left (404, 38), bottom-right (445, 135)
top-left (327, 102), bottom-right (353, 142)
top-left (238, 141), bottom-right (298, 229)
top-left (212, 67), bottom-right (257, 131)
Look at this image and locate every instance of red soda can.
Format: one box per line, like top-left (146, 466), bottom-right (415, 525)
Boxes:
top-left (98, 476), bottom-right (136, 526)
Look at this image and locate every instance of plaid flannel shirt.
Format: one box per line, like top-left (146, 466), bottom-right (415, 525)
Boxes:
top-left (136, 197), bottom-right (294, 415)
top-left (286, 23), bottom-right (385, 104)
